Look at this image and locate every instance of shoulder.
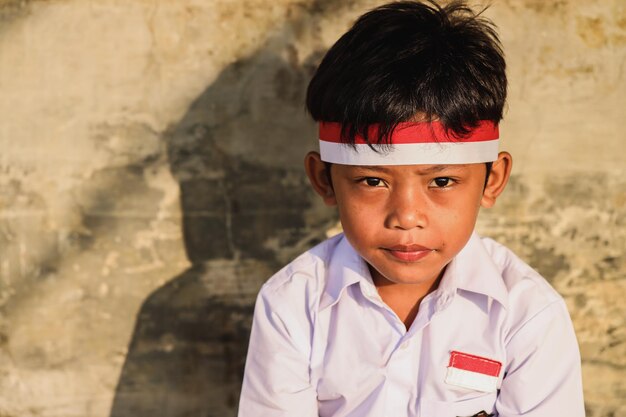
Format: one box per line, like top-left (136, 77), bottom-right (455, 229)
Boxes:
top-left (477, 236), bottom-right (571, 338)
top-left (256, 233), bottom-right (342, 311)
top-left (479, 236), bottom-right (561, 302)
top-left (474, 238), bottom-right (584, 413)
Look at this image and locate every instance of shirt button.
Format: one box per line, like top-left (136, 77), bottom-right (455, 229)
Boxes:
top-left (400, 341), bottom-right (409, 350)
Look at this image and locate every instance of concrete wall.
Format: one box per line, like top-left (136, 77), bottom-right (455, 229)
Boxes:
top-left (0, 0), bottom-right (623, 416)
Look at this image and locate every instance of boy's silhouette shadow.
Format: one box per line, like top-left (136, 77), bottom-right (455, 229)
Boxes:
top-left (109, 14), bottom-right (340, 416)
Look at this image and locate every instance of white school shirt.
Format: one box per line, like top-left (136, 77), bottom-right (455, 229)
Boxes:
top-left (238, 233), bottom-right (584, 417)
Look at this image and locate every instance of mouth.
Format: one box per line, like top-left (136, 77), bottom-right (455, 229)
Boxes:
top-left (383, 244), bottom-right (434, 262)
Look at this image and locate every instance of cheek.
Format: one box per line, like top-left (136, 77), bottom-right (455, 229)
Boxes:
top-left (336, 198), bottom-right (380, 239)
top-left (338, 204), bottom-right (371, 232)
top-left (435, 200), bottom-right (480, 237)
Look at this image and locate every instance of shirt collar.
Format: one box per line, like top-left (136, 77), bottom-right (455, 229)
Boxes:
top-left (318, 232), bottom-right (509, 311)
top-left (319, 234), bottom-right (370, 311)
top-left (443, 232), bottom-right (509, 309)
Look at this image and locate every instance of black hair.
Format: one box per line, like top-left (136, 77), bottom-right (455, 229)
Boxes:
top-left (306, 0), bottom-right (506, 145)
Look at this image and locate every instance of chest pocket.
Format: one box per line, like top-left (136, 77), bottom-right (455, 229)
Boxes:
top-left (420, 394), bottom-right (496, 417)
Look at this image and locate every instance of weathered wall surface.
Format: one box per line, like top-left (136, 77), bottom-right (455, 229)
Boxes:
top-left (0, 0), bottom-right (623, 416)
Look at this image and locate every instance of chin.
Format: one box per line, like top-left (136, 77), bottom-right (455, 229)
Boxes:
top-left (375, 266), bottom-right (443, 286)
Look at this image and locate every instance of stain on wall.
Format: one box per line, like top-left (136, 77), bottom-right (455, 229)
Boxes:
top-left (0, 1), bottom-right (624, 416)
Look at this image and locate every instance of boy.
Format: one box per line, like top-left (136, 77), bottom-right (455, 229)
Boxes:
top-left (238, 1), bottom-right (584, 416)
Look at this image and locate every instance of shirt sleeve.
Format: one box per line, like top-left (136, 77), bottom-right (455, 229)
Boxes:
top-left (496, 299), bottom-right (585, 416)
top-left (238, 286), bottom-right (318, 417)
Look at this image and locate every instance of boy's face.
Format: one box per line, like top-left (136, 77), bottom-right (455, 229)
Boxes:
top-left (305, 153), bottom-right (512, 288)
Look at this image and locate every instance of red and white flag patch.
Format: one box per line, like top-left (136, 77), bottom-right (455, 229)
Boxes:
top-left (445, 351), bottom-right (502, 393)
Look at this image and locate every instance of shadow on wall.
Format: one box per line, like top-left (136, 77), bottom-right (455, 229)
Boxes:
top-left (109, 9), bottom-right (340, 417)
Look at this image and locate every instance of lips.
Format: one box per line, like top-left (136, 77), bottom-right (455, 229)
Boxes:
top-left (384, 244), bottom-right (434, 262)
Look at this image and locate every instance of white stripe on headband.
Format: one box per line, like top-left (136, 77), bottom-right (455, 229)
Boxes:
top-left (319, 121), bottom-right (499, 165)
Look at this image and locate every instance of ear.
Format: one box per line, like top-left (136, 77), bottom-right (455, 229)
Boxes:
top-left (481, 151), bottom-right (513, 208)
top-left (304, 151), bottom-right (337, 206)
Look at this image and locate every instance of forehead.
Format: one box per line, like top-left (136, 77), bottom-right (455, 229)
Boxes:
top-left (334, 163), bottom-right (483, 176)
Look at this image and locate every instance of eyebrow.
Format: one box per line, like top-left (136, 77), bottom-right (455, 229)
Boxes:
top-left (354, 164), bottom-right (466, 175)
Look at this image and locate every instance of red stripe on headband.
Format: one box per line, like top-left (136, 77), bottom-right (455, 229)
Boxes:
top-left (319, 121), bottom-right (498, 144)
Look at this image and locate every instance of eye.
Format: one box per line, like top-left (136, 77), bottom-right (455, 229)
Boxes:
top-left (362, 177), bottom-right (385, 187)
top-left (430, 177), bottom-right (455, 188)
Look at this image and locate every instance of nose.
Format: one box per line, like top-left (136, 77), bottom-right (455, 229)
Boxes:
top-left (385, 186), bottom-right (428, 230)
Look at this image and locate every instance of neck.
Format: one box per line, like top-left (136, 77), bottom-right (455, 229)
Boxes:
top-left (369, 266), bottom-right (444, 330)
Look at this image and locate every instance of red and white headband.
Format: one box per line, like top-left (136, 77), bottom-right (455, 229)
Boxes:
top-left (319, 121), bottom-right (499, 165)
